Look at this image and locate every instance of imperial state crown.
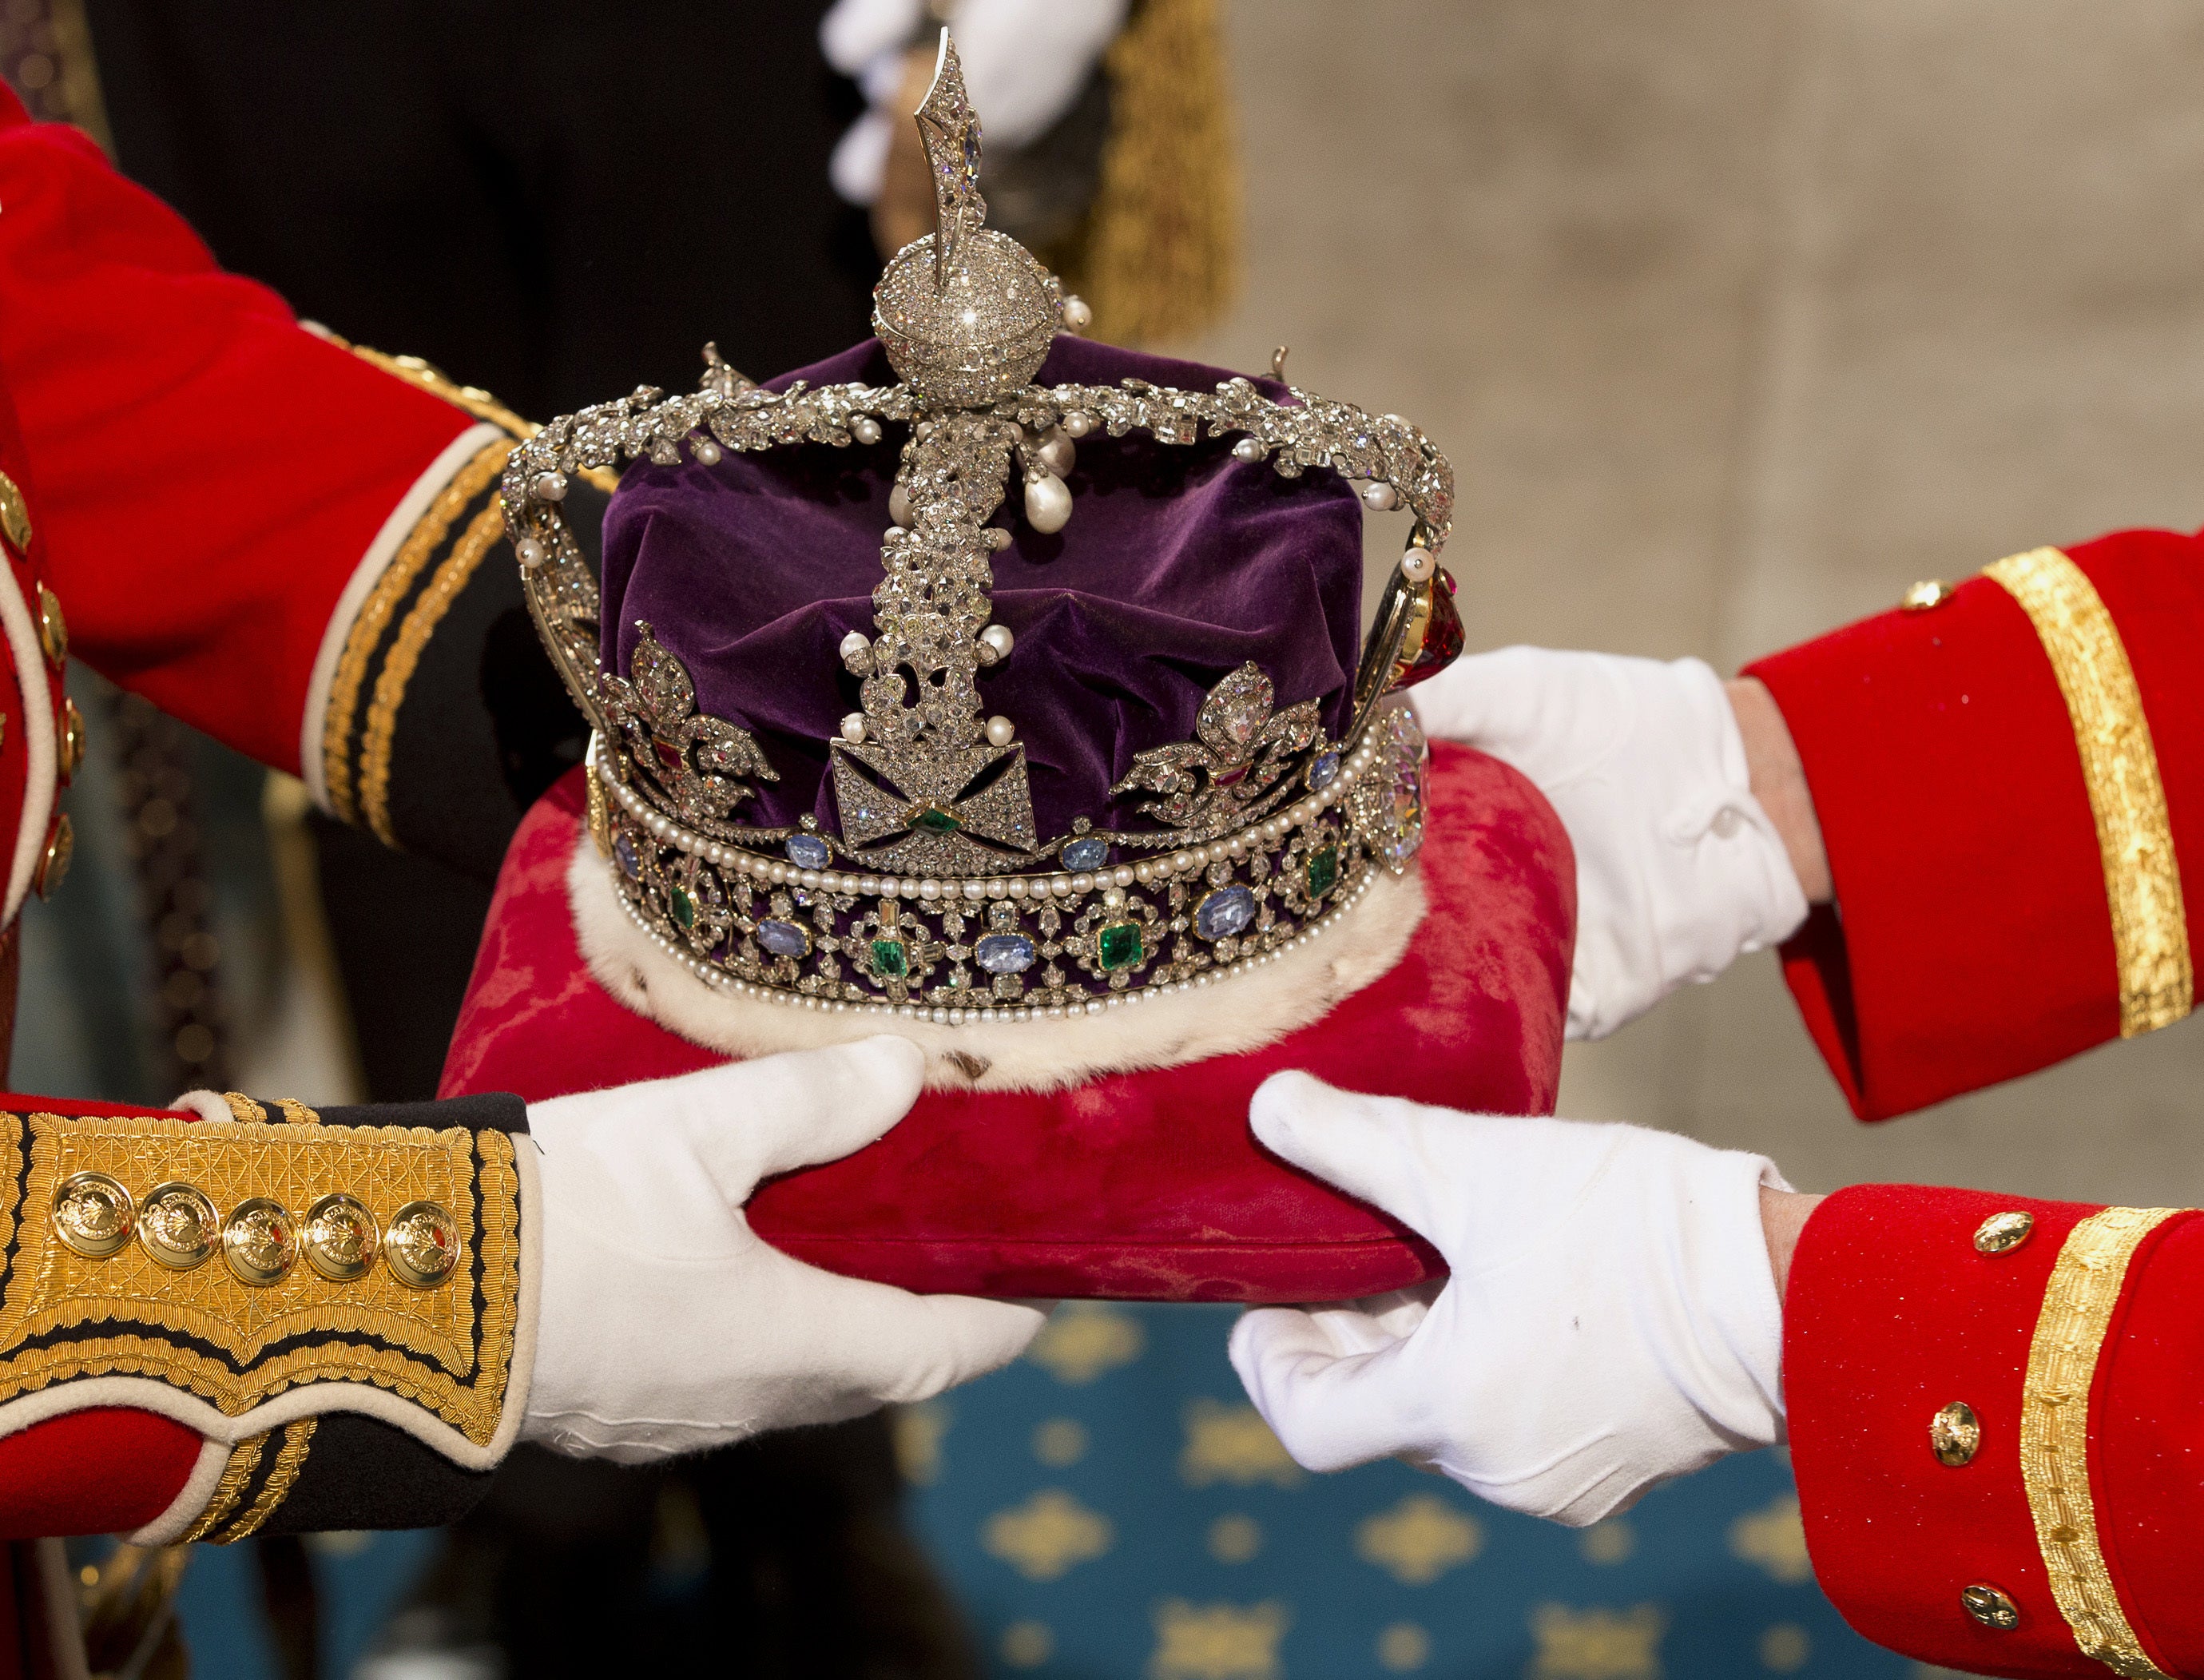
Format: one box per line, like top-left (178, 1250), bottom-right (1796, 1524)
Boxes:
top-left (442, 34), bottom-right (1573, 1301)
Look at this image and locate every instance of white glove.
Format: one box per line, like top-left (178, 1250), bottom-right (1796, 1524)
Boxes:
top-left (522, 1038), bottom-right (1046, 1464)
top-left (822, 0), bottom-right (1129, 205)
top-left (1412, 647), bottom-right (1809, 1039)
top-left (1229, 1072), bottom-right (1787, 1526)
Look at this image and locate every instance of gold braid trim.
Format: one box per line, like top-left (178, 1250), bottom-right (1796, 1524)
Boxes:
top-left (208, 1420), bottom-right (316, 1544)
top-left (177, 1432), bottom-right (267, 1543)
top-left (1985, 549), bottom-right (2193, 1037)
top-left (2020, 1205), bottom-right (2183, 1678)
top-left (271, 1099), bottom-right (320, 1126)
top-left (0, 1114), bottom-right (521, 1447)
top-left (1074, 0), bottom-right (1241, 345)
top-left (359, 498), bottom-right (510, 848)
top-left (320, 439), bottom-right (513, 824)
top-left (220, 1094), bottom-right (268, 1124)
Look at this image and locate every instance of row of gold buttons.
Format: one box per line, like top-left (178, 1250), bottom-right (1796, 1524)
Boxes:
top-left (1952, 1209), bottom-right (2035, 1633)
top-left (51, 1170), bottom-right (459, 1289)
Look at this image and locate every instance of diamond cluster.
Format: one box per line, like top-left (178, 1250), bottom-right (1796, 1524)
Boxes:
top-left (594, 707), bottom-right (1428, 1022)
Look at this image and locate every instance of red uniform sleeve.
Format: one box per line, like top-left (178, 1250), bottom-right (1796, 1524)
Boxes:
top-left (0, 86), bottom-right (477, 774)
top-left (1742, 528), bottom-right (2204, 1119)
top-left (1786, 1185), bottom-right (2204, 1678)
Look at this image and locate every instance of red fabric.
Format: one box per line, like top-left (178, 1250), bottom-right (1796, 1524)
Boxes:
top-left (2090, 1209), bottom-right (2204, 1676)
top-left (0, 1410), bottom-right (200, 1540)
top-left (442, 741), bottom-right (1575, 1301)
top-left (0, 1094), bottom-right (194, 1120)
top-left (0, 86), bottom-right (472, 773)
top-left (1785, 1184), bottom-right (2111, 1676)
top-left (1745, 527), bottom-right (2204, 1120)
top-left (0, 362), bottom-right (49, 914)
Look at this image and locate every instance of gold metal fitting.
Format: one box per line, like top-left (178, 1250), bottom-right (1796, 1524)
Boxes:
top-left (384, 1200), bottom-right (461, 1288)
top-left (1973, 1210), bottom-right (2035, 1254)
top-left (301, 1193), bottom-right (381, 1284)
top-left (1930, 1400), bottom-right (1980, 1467)
top-left (1960, 1583), bottom-right (2019, 1630)
top-left (139, 1182), bottom-right (218, 1270)
top-left (221, 1197), bottom-right (300, 1286)
top-left (52, 1171), bottom-right (134, 1258)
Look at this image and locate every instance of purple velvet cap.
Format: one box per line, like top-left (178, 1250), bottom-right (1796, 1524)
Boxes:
top-left (599, 335), bottom-right (1364, 839)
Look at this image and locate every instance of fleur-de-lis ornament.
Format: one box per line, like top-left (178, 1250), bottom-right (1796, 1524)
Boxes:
top-left (600, 622), bottom-right (776, 834)
top-left (1110, 663), bottom-right (1323, 831)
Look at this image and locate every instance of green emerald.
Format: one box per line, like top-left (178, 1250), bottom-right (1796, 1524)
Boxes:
top-left (911, 806), bottom-right (962, 836)
top-left (1306, 844), bottom-right (1340, 899)
top-left (870, 937), bottom-right (909, 979)
top-left (669, 884), bottom-right (697, 929)
top-left (1097, 920), bottom-right (1144, 971)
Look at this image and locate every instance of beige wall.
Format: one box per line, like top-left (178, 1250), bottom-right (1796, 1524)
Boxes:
top-left (1191, 0), bottom-right (2204, 1205)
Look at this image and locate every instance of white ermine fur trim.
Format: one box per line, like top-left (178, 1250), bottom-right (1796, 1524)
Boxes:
top-left (568, 832), bottom-right (1426, 1091)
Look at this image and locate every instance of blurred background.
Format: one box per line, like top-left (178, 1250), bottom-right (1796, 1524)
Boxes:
top-left (9, 1), bottom-right (2204, 1677)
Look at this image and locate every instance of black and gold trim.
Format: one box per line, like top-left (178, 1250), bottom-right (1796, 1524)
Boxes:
top-left (0, 1094), bottom-right (527, 1449)
top-left (316, 431), bottom-right (596, 884)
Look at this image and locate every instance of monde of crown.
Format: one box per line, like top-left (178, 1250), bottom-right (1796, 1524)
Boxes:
top-left (499, 31), bottom-right (1466, 1023)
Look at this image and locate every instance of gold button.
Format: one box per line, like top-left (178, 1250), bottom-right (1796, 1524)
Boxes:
top-left (221, 1197), bottom-right (299, 1286)
top-left (0, 470), bottom-right (30, 552)
top-left (1931, 1400), bottom-right (1980, 1466)
top-left (384, 1200), bottom-right (461, 1288)
top-left (34, 812), bottom-right (72, 900)
top-left (1974, 1211), bottom-right (2035, 1253)
top-left (36, 586), bottom-right (66, 668)
top-left (52, 1171), bottom-right (134, 1258)
top-left (301, 1193), bottom-right (380, 1283)
top-left (138, 1182), bottom-right (217, 1270)
top-left (1961, 1583), bottom-right (2020, 1630)
top-left (57, 697), bottom-right (83, 784)
top-left (1901, 578), bottom-right (1954, 612)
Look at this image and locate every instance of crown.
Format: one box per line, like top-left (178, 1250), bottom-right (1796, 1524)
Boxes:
top-left (501, 32), bottom-right (1463, 1031)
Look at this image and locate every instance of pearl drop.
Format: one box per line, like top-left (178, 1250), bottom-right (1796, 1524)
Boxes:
top-left (692, 438), bottom-right (723, 466)
top-left (1400, 545), bottom-right (1436, 583)
top-left (1038, 429), bottom-right (1075, 477)
top-left (1232, 438), bottom-right (1265, 464)
top-left (889, 483), bottom-right (914, 526)
top-left (514, 536), bottom-right (546, 569)
top-left (980, 623), bottom-right (1015, 661)
top-left (1062, 411), bottom-right (1093, 439)
top-left (1061, 294), bottom-right (1094, 332)
top-left (1362, 481), bottom-right (1399, 511)
top-left (840, 712), bottom-right (867, 743)
top-left (986, 715), bottom-right (1015, 747)
top-left (531, 470), bottom-right (568, 502)
top-left (1025, 472), bottom-right (1072, 534)
top-left (840, 631), bottom-right (872, 668)
top-left (852, 416), bottom-right (884, 445)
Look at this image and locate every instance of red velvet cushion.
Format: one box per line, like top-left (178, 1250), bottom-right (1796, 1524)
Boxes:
top-left (440, 741), bottom-right (1574, 1301)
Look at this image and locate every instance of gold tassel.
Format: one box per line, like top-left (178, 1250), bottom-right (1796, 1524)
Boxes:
top-left (1065, 0), bottom-right (1241, 347)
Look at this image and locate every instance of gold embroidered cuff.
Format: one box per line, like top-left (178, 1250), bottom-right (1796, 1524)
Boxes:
top-left (2020, 1205), bottom-right (2183, 1678)
top-left (0, 1111), bottom-right (521, 1447)
top-left (1985, 550), bottom-right (2192, 1037)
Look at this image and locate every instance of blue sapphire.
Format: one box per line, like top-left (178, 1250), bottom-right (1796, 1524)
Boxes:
top-left (975, 933), bottom-right (1036, 975)
top-left (756, 919), bottom-right (812, 959)
top-left (1309, 750), bottom-right (1341, 791)
top-left (614, 832), bottom-right (641, 881)
top-left (1193, 884), bottom-right (1257, 941)
top-left (1062, 836), bottom-right (1110, 872)
top-left (784, 832), bottom-right (831, 870)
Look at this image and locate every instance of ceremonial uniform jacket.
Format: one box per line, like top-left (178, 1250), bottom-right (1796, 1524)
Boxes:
top-left (0, 88), bottom-right (580, 1671)
top-left (1745, 538), bottom-right (2204, 1678)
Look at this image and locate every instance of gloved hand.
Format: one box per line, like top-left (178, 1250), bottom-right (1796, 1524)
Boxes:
top-left (821, 0), bottom-right (1129, 206)
top-left (521, 1037), bottom-right (1046, 1464)
top-left (1229, 1072), bottom-right (1789, 1526)
top-left (1412, 647), bottom-right (1810, 1039)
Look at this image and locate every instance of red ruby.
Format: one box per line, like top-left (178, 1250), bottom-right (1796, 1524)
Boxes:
top-left (1393, 577), bottom-right (1465, 690)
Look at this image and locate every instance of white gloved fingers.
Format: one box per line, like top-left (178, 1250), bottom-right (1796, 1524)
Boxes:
top-left (1229, 1305), bottom-right (1436, 1474)
top-left (948, 0), bottom-right (1129, 149)
top-left (665, 1036), bottom-right (926, 1197)
top-left (750, 1247), bottom-right (1050, 1406)
top-left (819, 0), bottom-right (925, 74)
